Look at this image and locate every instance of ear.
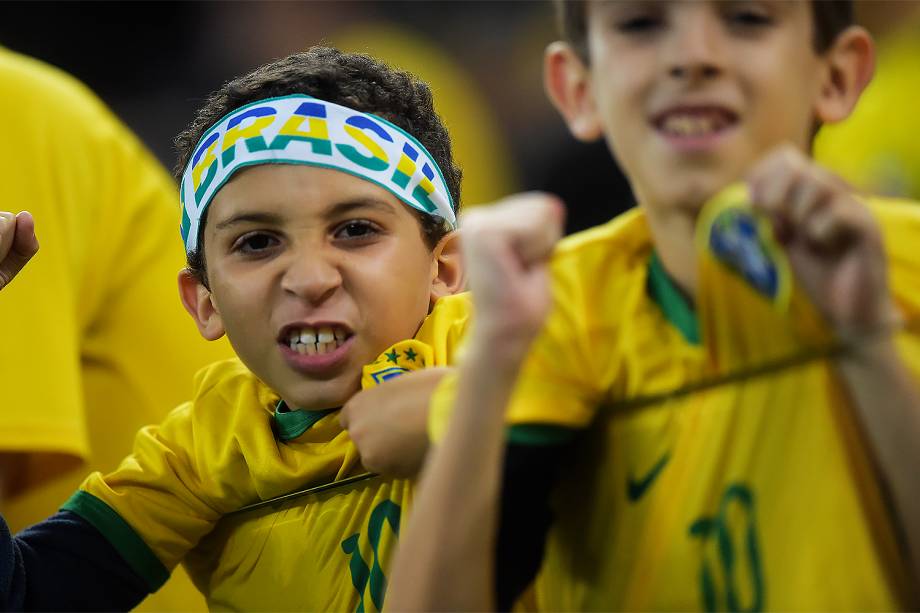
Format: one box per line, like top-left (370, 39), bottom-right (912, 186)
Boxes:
top-left (428, 230), bottom-right (465, 305)
top-left (814, 25), bottom-right (875, 124)
top-left (178, 269), bottom-right (226, 341)
top-left (544, 41), bottom-right (604, 142)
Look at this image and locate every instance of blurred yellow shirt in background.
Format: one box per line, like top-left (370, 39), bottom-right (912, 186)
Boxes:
top-left (816, 17), bottom-right (920, 199)
top-left (0, 47), bottom-right (233, 611)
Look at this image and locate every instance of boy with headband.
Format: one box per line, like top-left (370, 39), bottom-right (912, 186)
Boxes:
top-left (0, 47), bottom-right (468, 610)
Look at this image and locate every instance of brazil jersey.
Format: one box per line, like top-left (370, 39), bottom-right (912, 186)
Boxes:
top-left (61, 292), bottom-right (471, 604)
top-left (431, 199), bottom-right (920, 610)
top-left (187, 471), bottom-right (409, 611)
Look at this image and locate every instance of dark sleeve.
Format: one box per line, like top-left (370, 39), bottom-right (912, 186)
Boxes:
top-left (494, 431), bottom-right (576, 611)
top-left (1, 510), bottom-right (151, 611)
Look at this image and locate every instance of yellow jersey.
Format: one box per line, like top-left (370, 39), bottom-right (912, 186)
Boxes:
top-left (63, 293), bottom-right (471, 609)
top-left (188, 472), bottom-right (410, 611)
top-left (0, 47), bottom-right (233, 611)
top-left (432, 200), bottom-right (920, 610)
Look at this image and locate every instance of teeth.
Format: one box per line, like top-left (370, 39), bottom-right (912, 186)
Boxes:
top-left (286, 325), bottom-right (349, 355)
top-left (662, 113), bottom-right (722, 137)
top-left (317, 326), bottom-right (334, 343)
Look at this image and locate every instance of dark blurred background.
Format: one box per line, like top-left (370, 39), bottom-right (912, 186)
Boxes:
top-left (0, 1), bottom-right (636, 235)
top-left (3, 1), bottom-right (918, 233)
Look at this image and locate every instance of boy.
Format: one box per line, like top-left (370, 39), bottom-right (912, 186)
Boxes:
top-left (390, 1), bottom-right (920, 610)
top-left (0, 48), bottom-right (469, 610)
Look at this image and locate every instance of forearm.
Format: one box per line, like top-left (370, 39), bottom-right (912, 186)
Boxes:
top-left (1, 510), bottom-right (151, 610)
top-left (388, 336), bottom-right (519, 612)
top-left (837, 337), bottom-right (920, 584)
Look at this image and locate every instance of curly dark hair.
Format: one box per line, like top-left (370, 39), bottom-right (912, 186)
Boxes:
top-left (175, 47), bottom-right (462, 285)
top-left (555, 1), bottom-right (854, 61)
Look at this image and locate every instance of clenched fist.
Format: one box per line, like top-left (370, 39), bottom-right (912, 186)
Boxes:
top-left (0, 211), bottom-right (39, 292)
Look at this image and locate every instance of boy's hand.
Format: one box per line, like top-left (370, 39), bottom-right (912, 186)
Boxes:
top-left (461, 193), bottom-right (564, 362)
top-left (340, 367), bottom-right (450, 478)
top-left (747, 145), bottom-right (898, 340)
top-left (0, 211), bottom-right (39, 291)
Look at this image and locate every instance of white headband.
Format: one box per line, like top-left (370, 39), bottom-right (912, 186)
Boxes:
top-left (180, 94), bottom-right (456, 253)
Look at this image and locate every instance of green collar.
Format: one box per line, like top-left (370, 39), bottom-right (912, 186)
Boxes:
top-left (271, 401), bottom-right (338, 442)
top-left (647, 251), bottom-right (699, 345)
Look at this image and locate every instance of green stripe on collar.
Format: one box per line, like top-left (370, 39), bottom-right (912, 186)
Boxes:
top-left (647, 251), bottom-right (700, 345)
top-left (61, 490), bottom-right (169, 591)
top-left (271, 400), bottom-right (338, 441)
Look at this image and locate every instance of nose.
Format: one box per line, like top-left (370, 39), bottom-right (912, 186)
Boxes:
top-left (280, 246), bottom-right (343, 305)
top-left (665, 7), bottom-right (724, 83)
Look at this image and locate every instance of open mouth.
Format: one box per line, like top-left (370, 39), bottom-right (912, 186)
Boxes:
top-left (653, 107), bottom-right (739, 138)
top-left (279, 324), bottom-right (353, 356)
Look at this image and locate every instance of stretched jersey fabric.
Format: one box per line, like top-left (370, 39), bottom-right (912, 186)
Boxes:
top-left (0, 47), bottom-right (234, 612)
top-left (187, 472), bottom-right (408, 611)
top-left (61, 292), bottom-right (470, 604)
top-left (431, 199), bottom-right (920, 610)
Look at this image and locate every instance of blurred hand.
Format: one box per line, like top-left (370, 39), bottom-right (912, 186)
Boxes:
top-left (340, 367), bottom-right (451, 478)
top-left (460, 193), bottom-right (564, 363)
top-left (0, 211), bottom-right (39, 291)
top-left (748, 145), bottom-right (899, 340)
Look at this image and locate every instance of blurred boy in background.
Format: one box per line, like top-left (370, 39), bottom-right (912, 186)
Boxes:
top-left (391, 1), bottom-right (920, 610)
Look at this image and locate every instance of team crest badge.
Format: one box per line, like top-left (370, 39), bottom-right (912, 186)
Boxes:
top-left (369, 367), bottom-right (410, 385)
top-left (697, 183), bottom-right (792, 312)
top-left (361, 339), bottom-right (433, 389)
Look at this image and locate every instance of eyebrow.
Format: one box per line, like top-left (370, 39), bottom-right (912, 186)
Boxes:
top-left (211, 197), bottom-right (401, 233)
top-left (324, 197), bottom-right (400, 219)
top-left (212, 211), bottom-right (285, 232)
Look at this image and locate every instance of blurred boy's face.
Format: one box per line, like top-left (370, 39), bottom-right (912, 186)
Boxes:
top-left (579, 1), bottom-right (831, 213)
top-left (193, 165), bottom-right (440, 410)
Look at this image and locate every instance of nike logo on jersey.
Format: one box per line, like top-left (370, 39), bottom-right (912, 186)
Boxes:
top-left (627, 451), bottom-right (671, 502)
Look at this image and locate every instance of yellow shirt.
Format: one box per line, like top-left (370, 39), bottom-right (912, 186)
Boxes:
top-left (0, 47), bottom-right (233, 611)
top-left (65, 293), bottom-right (471, 609)
top-left (432, 200), bottom-right (920, 610)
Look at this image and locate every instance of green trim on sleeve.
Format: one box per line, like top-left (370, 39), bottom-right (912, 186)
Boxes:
top-left (271, 400), bottom-right (338, 441)
top-left (647, 250), bottom-right (700, 345)
top-left (506, 424), bottom-right (577, 446)
top-left (60, 490), bottom-right (169, 591)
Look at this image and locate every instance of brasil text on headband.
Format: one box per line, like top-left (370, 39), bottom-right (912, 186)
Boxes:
top-left (179, 93), bottom-right (457, 254)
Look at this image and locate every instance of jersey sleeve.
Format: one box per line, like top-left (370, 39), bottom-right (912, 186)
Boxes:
top-left (504, 256), bottom-right (605, 427)
top-left (61, 402), bottom-right (226, 590)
